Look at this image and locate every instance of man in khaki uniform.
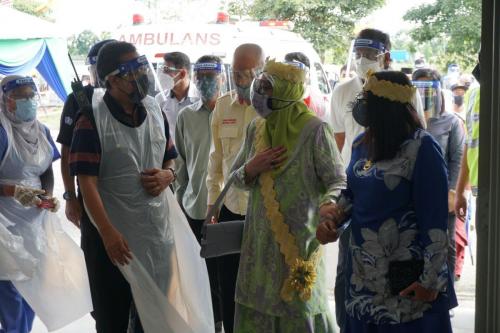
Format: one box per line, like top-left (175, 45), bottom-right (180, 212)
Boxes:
top-left (206, 43), bottom-right (264, 333)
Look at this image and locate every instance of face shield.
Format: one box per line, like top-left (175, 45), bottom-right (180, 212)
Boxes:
top-left (86, 55), bottom-right (100, 87)
top-left (156, 63), bottom-right (183, 93)
top-left (105, 55), bottom-right (154, 103)
top-left (352, 39), bottom-right (387, 79)
top-left (413, 80), bottom-right (442, 120)
top-left (1, 77), bottom-right (40, 122)
top-left (284, 60), bottom-right (310, 96)
top-left (230, 68), bottom-right (263, 102)
top-left (250, 66), bottom-right (305, 118)
top-left (193, 62), bottom-right (223, 102)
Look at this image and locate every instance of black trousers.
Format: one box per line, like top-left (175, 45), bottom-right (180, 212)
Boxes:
top-left (80, 197), bottom-right (133, 333)
top-left (185, 213), bottom-right (223, 327)
top-left (216, 205), bottom-right (244, 333)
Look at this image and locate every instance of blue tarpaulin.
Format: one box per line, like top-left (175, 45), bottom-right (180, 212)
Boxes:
top-left (0, 8), bottom-right (72, 102)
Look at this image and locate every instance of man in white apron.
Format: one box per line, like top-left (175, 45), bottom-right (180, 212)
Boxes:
top-left (71, 41), bottom-right (214, 333)
top-left (0, 75), bottom-right (92, 332)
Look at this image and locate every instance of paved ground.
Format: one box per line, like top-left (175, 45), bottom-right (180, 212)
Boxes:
top-left (28, 129), bottom-right (477, 332)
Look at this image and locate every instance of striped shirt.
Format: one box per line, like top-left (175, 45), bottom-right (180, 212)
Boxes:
top-left (70, 92), bottom-right (177, 176)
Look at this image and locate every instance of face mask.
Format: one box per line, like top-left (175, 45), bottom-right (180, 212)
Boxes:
top-left (236, 84), bottom-right (251, 102)
top-left (472, 63), bottom-right (480, 82)
top-left (158, 72), bottom-right (180, 92)
top-left (352, 97), bottom-right (369, 127)
top-left (251, 90), bottom-right (274, 118)
top-left (14, 99), bottom-right (37, 122)
top-left (196, 76), bottom-right (220, 102)
top-left (453, 95), bottom-right (464, 107)
top-left (128, 74), bottom-right (149, 104)
top-left (355, 57), bottom-right (382, 79)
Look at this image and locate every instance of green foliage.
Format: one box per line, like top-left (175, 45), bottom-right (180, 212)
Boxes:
top-left (228, 0), bottom-right (385, 62)
top-left (403, 0), bottom-right (481, 72)
top-left (67, 30), bottom-right (100, 59)
top-left (13, 0), bottom-right (53, 21)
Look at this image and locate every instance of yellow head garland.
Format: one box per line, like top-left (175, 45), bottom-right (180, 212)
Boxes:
top-left (363, 71), bottom-right (416, 104)
top-left (264, 59), bottom-right (306, 84)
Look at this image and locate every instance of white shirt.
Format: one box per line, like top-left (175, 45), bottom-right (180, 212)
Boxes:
top-left (154, 84), bottom-right (199, 142)
top-left (330, 76), bottom-right (425, 165)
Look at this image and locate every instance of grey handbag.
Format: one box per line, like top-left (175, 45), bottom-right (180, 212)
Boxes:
top-left (199, 117), bottom-right (324, 259)
top-left (200, 176), bottom-right (244, 258)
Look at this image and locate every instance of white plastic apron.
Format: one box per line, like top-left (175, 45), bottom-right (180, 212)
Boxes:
top-left (91, 90), bottom-right (214, 333)
top-left (0, 112), bottom-right (92, 331)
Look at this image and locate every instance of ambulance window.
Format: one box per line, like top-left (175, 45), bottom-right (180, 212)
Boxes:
top-left (314, 63), bottom-right (331, 95)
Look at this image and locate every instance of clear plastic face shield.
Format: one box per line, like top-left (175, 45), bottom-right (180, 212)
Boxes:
top-left (105, 55), bottom-right (156, 103)
top-left (285, 60), bottom-right (311, 96)
top-left (156, 61), bottom-right (184, 93)
top-left (86, 55), bottom-right (100, 87)
top-left (230, 67), bottom-right (263, 103)
top-left (413, 80), bottom-right (442, 120)
top-left (351, 39), bottom-right (388, 79)
top-left (2, 77), bottom-right (40, 122)
top-left (250, 62), bottom-right (306, 118)
top-left (193, 62), bottom-right (224, 102)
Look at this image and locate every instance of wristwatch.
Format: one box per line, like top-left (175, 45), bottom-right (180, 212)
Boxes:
top-left (63, 191), bottom-right (76, 201)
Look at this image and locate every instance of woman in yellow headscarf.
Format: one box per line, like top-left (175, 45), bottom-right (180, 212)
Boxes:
top-left (229, 60), bottom-right (347, 332)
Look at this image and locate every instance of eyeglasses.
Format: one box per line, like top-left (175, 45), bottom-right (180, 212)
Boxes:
top-left (160, 65), bottom-right (180, 74)
top-left (354, 48), bottom-right (386, 61)
top-left (8, 93), bottom-right (37, 101)
top-left (253, 78), bottom-right (273, 95)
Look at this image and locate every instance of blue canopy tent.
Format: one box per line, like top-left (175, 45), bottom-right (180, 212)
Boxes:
top-left (0, 7), bottom-right (73, 101)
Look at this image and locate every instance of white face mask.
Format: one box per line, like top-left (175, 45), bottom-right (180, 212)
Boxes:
top-left (158, 72), bottom-right (179, 91)
top-left (355, 57), bottom-right (383, 79)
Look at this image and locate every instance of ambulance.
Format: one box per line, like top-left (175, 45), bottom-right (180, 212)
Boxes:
top-left (114, 21), bottom-right (333, 121)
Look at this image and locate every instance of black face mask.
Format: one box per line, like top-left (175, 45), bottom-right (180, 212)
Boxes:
top-left (472, 63), bottom-right (480, 82)
top-left (352, 97), bottom-right (369, 127)
top-left (453, 95), bottom-right (464, 107)
top-left (129, 74), bottom-right (150, 104)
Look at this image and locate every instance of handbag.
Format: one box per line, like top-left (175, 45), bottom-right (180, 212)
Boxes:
top-left (387, 259), bottom-right (424, 295)
top-left (200, 176), bottom-right (245, 259)
top-left (200, 117), bottom-right (324, 259)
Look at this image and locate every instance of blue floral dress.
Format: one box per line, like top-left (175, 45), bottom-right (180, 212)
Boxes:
top-left (343, 130), bottom-right (457, 332)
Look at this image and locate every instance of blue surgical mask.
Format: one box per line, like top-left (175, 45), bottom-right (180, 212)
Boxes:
top-left (15, 99), bottom-right (37, 122)
top-left (196, 76), bottom-right (220, 102)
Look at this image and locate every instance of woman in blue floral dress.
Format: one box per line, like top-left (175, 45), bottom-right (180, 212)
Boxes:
top-left (317, 71), bottom-right (457, 332)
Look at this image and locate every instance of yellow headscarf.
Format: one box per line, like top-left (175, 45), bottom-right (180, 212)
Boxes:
top-left (262, 60), bottom-right (316, 161)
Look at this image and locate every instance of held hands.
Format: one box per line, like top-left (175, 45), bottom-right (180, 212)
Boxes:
top-left (399, 282), bottom-right (439, 302)
top-left (244, 146), bottom-right (287, 180)
top-left (100, 224), bottom-right (133, 266)
top-left (141, 168), bottom-right (175, 197)
top-left (316, 203), bottom-right (345, 245)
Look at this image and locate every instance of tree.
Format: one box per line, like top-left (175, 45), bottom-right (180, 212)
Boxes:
top-left (67, 30), bottom-right (100, 59)
top-left (403, 0), bottom-right (481, 72)
top-left (228, 0), bottom-right (385, 63)
top-left (13, 0), bottom-right (54, 21)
